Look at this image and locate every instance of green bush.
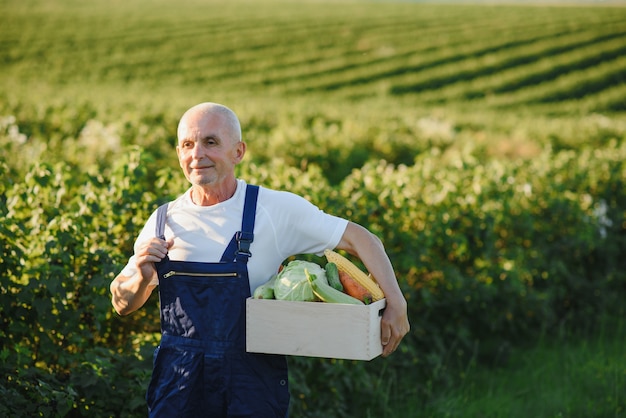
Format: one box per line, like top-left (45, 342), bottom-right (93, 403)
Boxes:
top-left (2, 131), bottom-right (624, 416)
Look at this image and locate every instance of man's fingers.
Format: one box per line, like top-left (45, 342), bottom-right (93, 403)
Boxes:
top-left (380, 319), bottom-right (406, 356)
top-left (147, 245), bottom-right (167, 258)
top-left (381, 322), bottom-right (395, 357)
top-left (138, 238), bottom-right (170, 258)
top-left (381, 325), bottom-right (391, 346)
top-left (382, 340), bottom-right (397, 357)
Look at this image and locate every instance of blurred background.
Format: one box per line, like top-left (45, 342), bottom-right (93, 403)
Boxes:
top-left (1, 0), bottom-right (625, 416)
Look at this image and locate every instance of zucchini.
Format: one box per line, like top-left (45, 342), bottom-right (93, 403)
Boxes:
top-left (325, 262), bottom-right (344, 292)
top-left (253, 274), bottom-right (277, 299)
top-left (305, 269), bottom-right (363, 305)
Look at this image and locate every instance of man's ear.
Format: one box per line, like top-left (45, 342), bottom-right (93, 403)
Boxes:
top-left (176, 145), bottom-right (184, 168)
top-left (234, 141), bottom-right (246, 163)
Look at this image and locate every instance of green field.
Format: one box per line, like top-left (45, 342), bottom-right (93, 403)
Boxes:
top-left (1, 0), bottom-right (625, 417)
top-left (2, 0), bottom-right (625, 113)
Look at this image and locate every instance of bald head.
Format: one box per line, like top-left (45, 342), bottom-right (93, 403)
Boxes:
top-left (175, 102), bottom-right (246, 196)
top-left (177, 102), bottom-right (242, 144)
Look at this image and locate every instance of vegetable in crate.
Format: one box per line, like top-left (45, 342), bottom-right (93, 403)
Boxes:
top-left (253, 274), bottom-right (277, 299)
top-left (338, 270), bottom-right (373, 304)
top-left (273, 260), bottom-right (327, 301)
top-left (305, 269), bottom-right (363, 305)
top-left (324, 262), bottom-right (344, 291)
top-left (324, 249), bottom-right (384, 301)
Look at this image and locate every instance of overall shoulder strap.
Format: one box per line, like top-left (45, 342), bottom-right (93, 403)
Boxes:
top-left (221, 184), bottom-right (260, 263)
top-left (155, 203), bottom-right (169, 240)
top-left (236, 184), bottom-right (259, 260)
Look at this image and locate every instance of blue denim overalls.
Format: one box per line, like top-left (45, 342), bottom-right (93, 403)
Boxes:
top-left (146, 185), bottom-right (290, 417)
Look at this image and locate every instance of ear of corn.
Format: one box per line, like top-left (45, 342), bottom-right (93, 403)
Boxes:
top-left (323, 249), bottom-right (385, 301)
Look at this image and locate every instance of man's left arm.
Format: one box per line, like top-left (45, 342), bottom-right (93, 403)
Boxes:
top-left (334, 222), bottom-right (410, 357)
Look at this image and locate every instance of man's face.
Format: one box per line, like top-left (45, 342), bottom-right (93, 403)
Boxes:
top-left (176, 112), bottom-right (244, 187)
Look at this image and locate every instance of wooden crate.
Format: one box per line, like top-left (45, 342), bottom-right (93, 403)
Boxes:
top-left (246, 297), bottom-right (386, 360)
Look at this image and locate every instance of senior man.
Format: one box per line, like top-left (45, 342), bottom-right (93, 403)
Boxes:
top-left (110, 102), bottom-right (409, 417)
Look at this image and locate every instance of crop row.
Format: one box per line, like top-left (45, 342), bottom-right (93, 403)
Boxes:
top-left (486, 53), bottom-right (626, 108)
top-left (265, 30), bottom-right (568, 90)
top-left (2, 1), bottom-right (625, 114)
top-left (404, 32), bottom-right (626, 104)
top-left (386, 26), bottom-right (624, 91)
top-left (204, 13), bottom-right (620, 91)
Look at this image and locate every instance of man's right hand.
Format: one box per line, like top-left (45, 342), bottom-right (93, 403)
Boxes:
top-left (135, 237), bottom-right (173, 283)
top-left (110, 237), bottom-right (173, 315)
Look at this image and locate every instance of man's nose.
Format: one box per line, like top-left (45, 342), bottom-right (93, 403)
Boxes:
top-left (191, 143), bottom-right (203, 158)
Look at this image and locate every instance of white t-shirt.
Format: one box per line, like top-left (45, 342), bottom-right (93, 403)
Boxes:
top-left (120, 179), bottom-right (349, 293)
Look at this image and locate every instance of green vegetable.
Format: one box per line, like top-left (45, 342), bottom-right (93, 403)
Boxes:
top-left (324, 262), bottom-right (343, 292)
top-left (273, 260), bottom-right (327, 301)
top-left (305, 269), bottom-right (363, 305)
top-left (253, 274), bottom-right (277, 299)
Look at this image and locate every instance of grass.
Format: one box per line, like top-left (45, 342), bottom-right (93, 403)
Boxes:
top-left (409, 319), bottom-right (626, 418)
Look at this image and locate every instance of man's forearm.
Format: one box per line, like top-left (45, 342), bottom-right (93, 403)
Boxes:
top-left (110, 273), bottom-right (155, 316)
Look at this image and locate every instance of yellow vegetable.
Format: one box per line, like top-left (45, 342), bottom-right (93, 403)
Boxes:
top-left (323, 249), bottom-right (384, 301)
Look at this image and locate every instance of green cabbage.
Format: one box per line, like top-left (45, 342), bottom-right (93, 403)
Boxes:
top-left (273, 260), bottom-right (328, 301)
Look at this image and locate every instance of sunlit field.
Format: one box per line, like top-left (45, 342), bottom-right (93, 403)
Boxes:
top-left (1, 0), bottom-right (625, 416)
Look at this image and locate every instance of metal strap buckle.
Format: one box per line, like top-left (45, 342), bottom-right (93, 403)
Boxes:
top-left (236, 231), bottom-right (253, 257)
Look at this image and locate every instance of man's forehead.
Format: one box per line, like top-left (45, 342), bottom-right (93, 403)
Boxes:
top-left (178, 114), bottom-right (222, 139)
top-left (177, 105), bottom-right (240, 143)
